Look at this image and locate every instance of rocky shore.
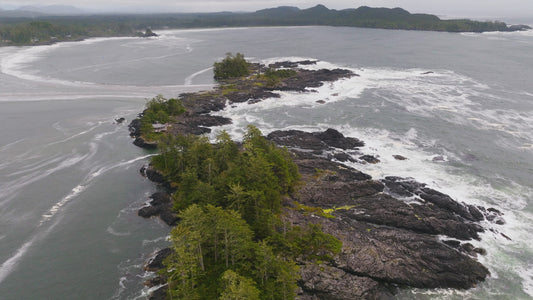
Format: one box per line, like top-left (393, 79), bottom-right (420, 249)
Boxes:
top-left (130, 60), bottom-right (505, 299)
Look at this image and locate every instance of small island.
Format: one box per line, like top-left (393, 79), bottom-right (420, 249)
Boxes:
top-left (128, 54), bottom-right (506, 299)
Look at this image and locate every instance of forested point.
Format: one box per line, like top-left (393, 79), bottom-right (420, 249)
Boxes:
top-left (132, 54), bottom-right (342, 298)
top-left (151, 127), bottom-right (342, 299)
top-left (1, 5), bottom-right (530, 46)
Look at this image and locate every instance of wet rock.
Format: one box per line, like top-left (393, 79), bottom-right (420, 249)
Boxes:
top-left (128, 119), bottom-right (141, 137)
top-left (314, 128), bottom-right (365, 149)
top-left (145, 248), bottom-right (173, 272)
top-left (138, 191), bottom-right (179, 226)
top-left (115, 117), bottom-right (126, 124)
top-left (360, 154), bottom-right (380, 164)
top-left (299, 264), bottom-right (380, 299)
top-left (393, 154), bottom-right (408, 160)
top-left (148, 285), bottom-right (168, 300)
top-left (133, 136), bottom-right (158, 149)
top-left (145, 166), bottom-right (166, 184)
top-left (332, 152), bottom-right (356, 162)
top-left (316, 100), bottom-right (326, 104)
top-left (268, 60), bottom-right (318, 69)
top-left (267, 128), bottom-right (364, 151)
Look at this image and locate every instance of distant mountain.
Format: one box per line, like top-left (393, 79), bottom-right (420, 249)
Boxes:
top-left (17, 5), bottom-right (85, 15)
top-left (1, 4), bottom-right (531, 47)
top-left (254, 6), bottom-right (300, 17)
top-left (0, 9), bottom-right (45, 18)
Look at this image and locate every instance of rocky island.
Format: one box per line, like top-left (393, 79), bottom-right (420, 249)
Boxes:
top-left (129, 54), bottom-right (505, 299)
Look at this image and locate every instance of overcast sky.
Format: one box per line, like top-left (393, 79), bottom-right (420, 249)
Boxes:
top-left (2, 0), bottom-right (532, 19)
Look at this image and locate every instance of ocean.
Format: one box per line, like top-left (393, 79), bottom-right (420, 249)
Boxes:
top-left (0, 26), bottom-right (532, 299)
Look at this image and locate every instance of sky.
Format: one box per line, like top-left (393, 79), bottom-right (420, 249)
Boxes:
top-left (1, 0), bottom-right (532, 19)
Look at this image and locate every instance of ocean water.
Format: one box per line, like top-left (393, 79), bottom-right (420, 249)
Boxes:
top-left (0, 26), bottom-right (532, 299)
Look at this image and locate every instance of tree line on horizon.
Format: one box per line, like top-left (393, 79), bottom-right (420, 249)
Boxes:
top-left (1, 5), bottom-right (528, 45)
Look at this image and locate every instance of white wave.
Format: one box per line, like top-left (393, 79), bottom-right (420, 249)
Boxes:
top-left (39, 184), bottom-right (87, 226)
top-left (0, 237), bottom-right (37, 284)
top-left (519, 264), bottom-right (533, 298)
top-left (107, 226), bottom-right (131, 237)
top-left (142, 236), bottom-right (169, 246)
top-left (0, 138), bottom-right (26, 152)
top-left (7, 156), bottom-right (65, 177)
top-left (0, 153), bottom-right (88, 208)
top-left (184, 67), bottom-right (213, 85)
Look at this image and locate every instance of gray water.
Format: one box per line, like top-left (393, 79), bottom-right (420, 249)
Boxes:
top-left (1, 26), bottom-right (532, 299)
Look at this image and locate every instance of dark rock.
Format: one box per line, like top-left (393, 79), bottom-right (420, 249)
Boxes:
top-left (148, 285), bottom-right (168, 300)
top-left (382, 177), bottom-right (486, 223)
top-left (268, 60), bottom-right (318, 69)
top-left (159, 210), bottom-right (180, 226)
top-left (393, 155), bottom-right (408, 160)
top-left (115, 117), bottom-right (126, 124)
top-left (138, 205), bottom-right (160, 218)
top-left (382, 176), bottom-right (425, 198)
top-left (291, 151), bottom-right (371, 181)
top-left (295, 179), bottom-right (385, 207)
top-left (360, 154), bottom-right (380, 164)
top-left (501, 233), bottom-right (512, 240)
top-left (332, 152), bottom-right (356, 162)
top-left (145, 166), bottom-right (166, 184)
top-left (268, 130), bottom-right (330, 151)
top-left (143, 28), bottom-right (158, 37)
top-left (138, 190), bottom-right (179, 226)
top-left (150, 192), bottom-right (171, 206)
top-left (267, 128), bottom-right (364, 152)
top-left (145, 248), bottom-right (173, 272)
top-left (313, 128), bottom-right (365, 149)
top-left (144, 277), bottom-right (166, 287)
top-left (140, 165), bottom-right (147, 177)
top-left (299, 264), bottom-right (380, 299)
top-left (316, 100), bottom-right (326, 104)
top-left (508, 24), bottom-right (532, 31)
top-left (133, 136), bottom-right (158, 149)
top-left (419, 187), bottom-right (479, 222)
top-left (335, 194), bottom-right (483, 240)
top-left (474, 247), bottom-right (487, 256)
top-left (286, 208), bottom-right (490, 290)
top-left (432, 155), bottom-right (445, 162)
top-left (128, 118), bottom-right (141, 137)
top-left (421, 71), bottom-right (434, 75)
top-left (443, 240), bottom-right (461, 248)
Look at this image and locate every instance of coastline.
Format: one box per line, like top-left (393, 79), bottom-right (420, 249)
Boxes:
top-left (129, 59), bottom-right (506, 299)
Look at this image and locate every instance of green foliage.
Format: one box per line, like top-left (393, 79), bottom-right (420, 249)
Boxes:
top-left (153, 126), bottom-right (300, 237)
top-left (219, 270), bottom-right (261, 300)
top-left (166, 204), bottom-right (299, 299)
top-left (262, 68), bottom-right (297, 87)
top-left (153, 126), bottom-right (341, 299)
top-left (138, 95), bottom-right (185, 138)
top-left (213, 53), bottom-right (250, 80)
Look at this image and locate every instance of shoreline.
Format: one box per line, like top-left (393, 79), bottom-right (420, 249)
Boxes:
top-left (129, 59), bottom-right (507, 299)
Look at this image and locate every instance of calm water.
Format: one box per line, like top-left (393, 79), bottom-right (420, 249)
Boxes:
top-left (0, 26), bottom-right (532, 299)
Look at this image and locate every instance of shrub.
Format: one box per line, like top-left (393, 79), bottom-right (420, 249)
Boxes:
top-left (213, 53), bottom-right (250, 80)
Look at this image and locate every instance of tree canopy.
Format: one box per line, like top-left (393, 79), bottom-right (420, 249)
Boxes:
top-left (149, 126), bottom-right (341, 299)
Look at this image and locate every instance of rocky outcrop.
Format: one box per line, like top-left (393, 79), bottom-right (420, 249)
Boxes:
top-left (138, 191), bottom-right (179, 226)
top-left (133, 60), bottom-right (501, 299)
top-left (299, 264), bottom-right (381, 299)
top-left (267, 128), bottom-right (364, 151)
top-left (266, 128), bottom-right (499, 297)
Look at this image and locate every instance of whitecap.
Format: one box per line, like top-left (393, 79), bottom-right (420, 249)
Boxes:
top-left (184, 67), bottom-right (213, 85)
top-left (0, 237), bottom-right (37, 283)
top-left (39, 184), bottom-right (86, 226)
top-left (107, 226), bottom-right (131, 237)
